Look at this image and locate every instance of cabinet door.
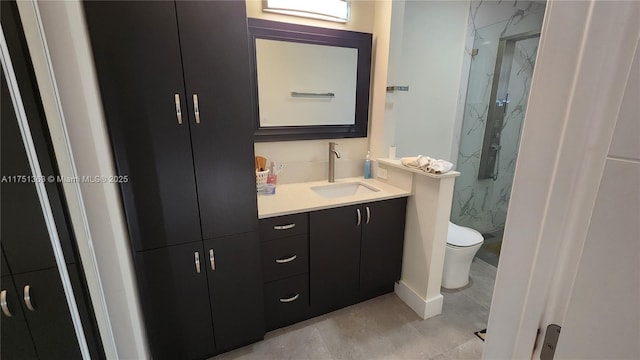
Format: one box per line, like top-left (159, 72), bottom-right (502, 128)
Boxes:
top-left (1, 275), bottom-right (37, 360)
top-left (1, 71), bottom-right (56, 273)
top-left (205, 233), bottom-right (264, 352)
top-left (84, 2), bottom-right (201, 251)
top-left (310, 205), bottom-right (362, 314)
top-left (176, 1), bottom-right (258, 239)
top-left (13, 268), bottom-right (82, 359)
top-left (135, 242), bottom-right (216, 360)
top-left (360, 198), bottom-right (407, 295)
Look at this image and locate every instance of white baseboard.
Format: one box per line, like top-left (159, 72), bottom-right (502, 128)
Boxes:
top-left (395, 281), bottom-right (443, 320)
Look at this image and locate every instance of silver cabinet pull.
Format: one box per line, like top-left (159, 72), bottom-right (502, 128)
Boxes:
top-left (275, 255), bottom-right (297, 264)
top-left (23, 285), bottom-right (35, 312)
top-left (194, 252), bottom-right (201, 274)
top-left (279, 294), bottom-right (299, 303)
top-left (193, 94), bottom-right (201, 124)
top-left (273, 223), bottom-right (295, 230)
top-left (356, 208), bottom-right (361, 226)
top-left (209, 249), bottom-right (216, 270)
top-left (174, 94), bottom-right (183, 125)
top-left (1, 290), bottom-right (12, 317)
top-left (365, 206), bottom-right (371, 224)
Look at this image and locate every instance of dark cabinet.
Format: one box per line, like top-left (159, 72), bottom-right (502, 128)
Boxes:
top-left (309, 198), bottom-right (407, 314)
top-left (360, 198), bottom-right (408, 296)
top-left (1, 275), bottom-right (38, 360)
top-left (84, 1), bottom-right (263, 358)
top-left (309, 205), bottom-right (362, 314)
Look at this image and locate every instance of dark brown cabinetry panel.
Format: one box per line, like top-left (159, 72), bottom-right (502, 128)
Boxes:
top-left (309, 204), bottom-right (362, 314)
top-left (135, 242), bottom-right (216, 360)
top-left (259, 213), bottom-right (308, 242)
top-left (176, 1), bottom-right (258, 240)
top-left (84, 1), bottom-right (201, 252)
top-left (1, 275), bottom-right (38, 360)
top-left (204, 233), bottom-right (264, 352)
top-left (360, 198), bottom-right (407, 296)
top-left (264, 274), bottom-right (310, 330)
top-left (261, 234), bottom-right (308, 283)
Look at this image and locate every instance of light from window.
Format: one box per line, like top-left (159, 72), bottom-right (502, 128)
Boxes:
top-left (263, 0), bottom-right (350, 23)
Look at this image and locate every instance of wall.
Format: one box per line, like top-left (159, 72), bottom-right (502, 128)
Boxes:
top-left (247, 0), bottom-right (376, 184)
top-left (18, 1), bottom-right (148, 358)
top-left (385, 0), bottom-right (469, 162)
top-left (450, 0), bottom-right (545, 233)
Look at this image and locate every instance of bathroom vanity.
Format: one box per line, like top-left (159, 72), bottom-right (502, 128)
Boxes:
top-left (257, 178), bottom-right (410, 330)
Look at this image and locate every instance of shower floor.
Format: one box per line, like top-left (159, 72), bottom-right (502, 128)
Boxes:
top-left (477, 229), bottom-right (504, 267)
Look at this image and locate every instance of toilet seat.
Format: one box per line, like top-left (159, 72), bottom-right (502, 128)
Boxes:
top-left (447, 222), bottom-right (484, 247)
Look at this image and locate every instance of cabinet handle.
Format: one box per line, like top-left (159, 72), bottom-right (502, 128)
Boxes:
top-left (365, 206), bottom-right (371, 225)
top-left (356, 208), bottom-right (361, 226)
top-left (275, 255), bottom-right (297, 264)
top-left (174, 94), bottom-right (183, 125)
top-left (279, 294), bottom-right (299, 303)
top-left (193, 94), bottom-right (201, 124)
top-left (273, 223), bottom-right (295, 230)
top-left (23, 285), bottom-right (36, 312)
top-left (194, 252), bottom-right (201, 274)
top-left (209, 249), bottom-right (216, 270)
top-left (1, 290), bottom-right (12, 317)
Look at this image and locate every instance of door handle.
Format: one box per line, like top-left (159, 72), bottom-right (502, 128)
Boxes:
top-left (356, 208), bottom-right (361, 226)
top-left (174, 94), bottom-right (183, 125)
top-left (365, 206), bottom-right (371, 224)
top-left (193, 94), bottom-right (201, 124)
top-left (209, 249), bottom-right (216, 270)
top-left (275, 255), bottom-right (297, 264)
top-left (1, 290), bottom-right (12, 317)
top-left (194, 252), bottom-right (201, 274)
top-left (23, 285), bottom-right (36, 311)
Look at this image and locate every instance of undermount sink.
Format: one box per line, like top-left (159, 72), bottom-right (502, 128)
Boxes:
top-left (311, 182), bottom-right (380, 199)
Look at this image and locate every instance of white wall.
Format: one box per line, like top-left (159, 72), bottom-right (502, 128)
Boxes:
top-left (386, 0), bottom-right (469, 162)
top-left (247, 0), bottom-right (376, 184)
top-left (18, 1), bottom-right (148, 358)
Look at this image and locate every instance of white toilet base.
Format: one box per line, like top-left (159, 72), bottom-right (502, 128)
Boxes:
top-left (441, 242), bottom-right (483, 289)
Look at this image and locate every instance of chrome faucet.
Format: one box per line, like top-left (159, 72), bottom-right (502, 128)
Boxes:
top-left (328, 142), bottom-right (341, 182)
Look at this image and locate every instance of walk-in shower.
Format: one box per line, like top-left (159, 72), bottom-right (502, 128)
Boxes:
top-left (452, 6), bottom-right (545, 265)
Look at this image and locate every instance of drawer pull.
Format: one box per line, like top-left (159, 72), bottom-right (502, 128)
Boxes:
top-left (279, 294), bottom-right (300, 303)
top-left (356, 208), bottom-right (361, 226)
top-left (275, 255), bottom-right (297, 264)
top-left (365, 206), bottom-right (371, 224)
top-left (1, 290), bottom-right (12, 317)
top-left (273, 223), bottom-right (296, 230)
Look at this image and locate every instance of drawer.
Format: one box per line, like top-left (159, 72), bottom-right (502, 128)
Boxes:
top-left (264, 274), bottom-right (310, 331)
top-left (262, 235), bottom-right (308, 282)
top-left (259, 213), bottom-right (308, 242)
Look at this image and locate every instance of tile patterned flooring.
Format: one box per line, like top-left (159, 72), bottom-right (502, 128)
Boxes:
top-left (212, 259), bottom-right (497, 360)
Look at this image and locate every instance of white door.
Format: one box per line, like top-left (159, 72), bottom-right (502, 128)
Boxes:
top-left (483, 1), bottom-right (640, 359)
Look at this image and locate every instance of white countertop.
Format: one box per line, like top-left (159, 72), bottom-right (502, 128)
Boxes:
top-left (257, 177), bottom-right (411, 219)
top-left (377, 158), bottom-right (460, 178)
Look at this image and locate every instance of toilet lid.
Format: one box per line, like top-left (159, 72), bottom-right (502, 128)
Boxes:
top-left (447, 222), bottom-right (484, 247)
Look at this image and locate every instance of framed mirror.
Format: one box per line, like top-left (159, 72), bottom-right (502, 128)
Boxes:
top-left (248, 18), bottom-right (372, 142)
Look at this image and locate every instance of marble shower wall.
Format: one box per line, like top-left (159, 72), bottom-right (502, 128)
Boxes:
top-left (451, 1), bottom-right (545, 234)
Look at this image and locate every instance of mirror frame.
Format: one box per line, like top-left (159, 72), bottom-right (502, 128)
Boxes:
top-left (248, 18), bottom-right (372, 142)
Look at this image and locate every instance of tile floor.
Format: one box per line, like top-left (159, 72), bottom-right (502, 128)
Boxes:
top-left (211, 259), bottom-right (497, 360)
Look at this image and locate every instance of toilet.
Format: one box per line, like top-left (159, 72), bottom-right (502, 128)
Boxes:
top-left (441, 221), bottom-right (484, 289)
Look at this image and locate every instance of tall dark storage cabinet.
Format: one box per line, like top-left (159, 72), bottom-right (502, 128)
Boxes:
top-left (84, 1), bottom-right (264, 358)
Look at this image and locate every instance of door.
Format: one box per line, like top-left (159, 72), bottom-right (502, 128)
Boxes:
top-left (176, 1), bottom-right (258, 240)
top-left (83, 1), bottom-right (201, 251)
top-left (13, 268), bottom-right (82, 359)
top-left (310, 205), bottom-right (362, 313)
top-left (1, 275), bottom-right (38, 360)
top-left (360, 198), bottom-right (407, 295)
top-left (205, 233), bottom-right (264, 352)
top-left (135, 242), bottom-right (216, 360)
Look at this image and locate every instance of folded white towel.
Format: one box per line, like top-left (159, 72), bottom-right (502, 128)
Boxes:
top-left (400, 155), bottom-right (453, 174)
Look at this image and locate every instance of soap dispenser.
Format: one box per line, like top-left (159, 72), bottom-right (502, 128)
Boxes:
top-left (364, 151), bottom-right (372, 179)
